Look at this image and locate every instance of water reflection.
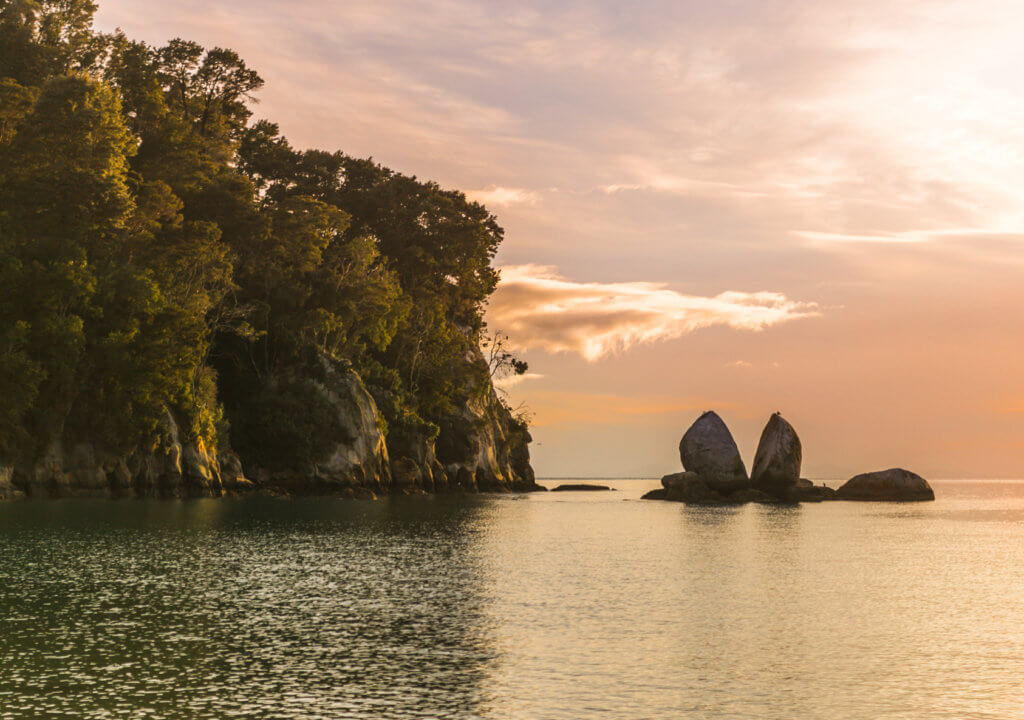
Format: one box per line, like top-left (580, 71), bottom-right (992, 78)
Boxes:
top-left (2, 482), bottom-right (1024, 719)
top-left (0, 496), bottom-right (498, 719)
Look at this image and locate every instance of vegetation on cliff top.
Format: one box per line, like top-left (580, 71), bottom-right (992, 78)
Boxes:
top-left (0, 0), bottom-right (527, 467)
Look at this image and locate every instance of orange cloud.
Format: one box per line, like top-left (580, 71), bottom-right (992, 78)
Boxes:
top-left (488, 265), bottom-right (819, 361)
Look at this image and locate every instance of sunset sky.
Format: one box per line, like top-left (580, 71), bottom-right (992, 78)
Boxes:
top-left (95, 0), bottom-right (1024, 480)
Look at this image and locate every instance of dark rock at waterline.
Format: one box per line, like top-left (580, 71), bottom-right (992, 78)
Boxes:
top-left (729, 487), bottom-right (790, 505)
top-left (792, 481), bottom-right (838, 502)
top-left (661, 471), bottom-right (703, 490)
top-left (643, 473), bottom-right (783, 505)
top-left (836, 468), bottom-right (935, 502)
top-left (751, 412), bottom-right (802, 497)
top-left (550, 483), bottom-right (613, 492)
top-left (679, 412), bottom-right (749, 492)
top-left (659, 472), bottom-right (728, 504)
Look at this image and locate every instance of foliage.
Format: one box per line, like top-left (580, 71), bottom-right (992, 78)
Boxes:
top-left (227, 379), bottom-right (345, 472)
top-left (0, 0), bottom-right (528, 468)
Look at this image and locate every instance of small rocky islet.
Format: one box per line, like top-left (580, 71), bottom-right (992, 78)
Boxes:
top-left (642, 411), bottom-right (934, 505)
top-left (550, 483), bottom-right (614, 492)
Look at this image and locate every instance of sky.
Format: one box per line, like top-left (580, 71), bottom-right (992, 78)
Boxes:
top-left (94, 0), bottom-right (1024, 480)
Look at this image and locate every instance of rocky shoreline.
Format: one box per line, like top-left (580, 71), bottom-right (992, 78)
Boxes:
top-left (0, 359), bottom-right (543, 503)
top-left (642, 411), bottom-right (935, 505)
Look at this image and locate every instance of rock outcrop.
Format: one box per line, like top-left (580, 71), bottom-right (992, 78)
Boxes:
top-left (657, 471), bottom-right (781, 505)
top-left (240, 359), bottom-right (391, 498)
top-left (792, 478), bottom-right (837, 502)
top-left (431, 345), bottom-right (543, 494)
top-left (551, 483), bottom-right (611, 492)
top-left (660, 471), bottom-right (725, 504)
top-left (836, 468), bottom-right (935, 501)
top-left (679, 412), bottom-right (749, 492)
top-left (0, 466), bottom-right (25, 501)
top-left (645, 410), bottom-right (930, 505)
top-left (751, 413), bottom-right (802, 498)
top-left (7, 410), bottom-right (239, 500)
top-left (2, 356), bottom-right (538, 502)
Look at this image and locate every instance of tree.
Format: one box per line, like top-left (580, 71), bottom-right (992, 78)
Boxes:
top-left (483, 330), bottom-right (529, 381)
top-left (0, 73), bottom-right (229, 457)
top-left (0, 0), bottom-right (106, 86)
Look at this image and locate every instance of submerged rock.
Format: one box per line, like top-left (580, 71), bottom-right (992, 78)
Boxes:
top-left (679, 412), bottom-right (749, 492)
top-left (836, 468), bottom-right (935, 501)
top-left (751, 413), bottom-right (802, 498)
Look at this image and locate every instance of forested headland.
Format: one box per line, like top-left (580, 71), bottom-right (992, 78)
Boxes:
top-left (0, 0), bottom-right (538, 499)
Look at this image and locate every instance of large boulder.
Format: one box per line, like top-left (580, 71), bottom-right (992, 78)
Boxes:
top-left (679, 412), bottom-right (749, 492)
top-left (750, 413), bottom-right (802, 497)
top-left (836, 468), bottom-right (935, 501)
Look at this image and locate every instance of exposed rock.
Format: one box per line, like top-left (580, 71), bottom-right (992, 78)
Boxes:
top-left (10, 410), bottom-right (235, 500)
top-left (388, 426), bottom-right (449, 495)
top-left (2, 347), bottom-right (539, 501)
top-left (641, 488), bottom-right (668, 500)
top-left (679, 412), bottom-right (749, 492)
top-left (751, 413), bottom-right (802, 497)
top-left (244, 359), bottom-right (391, 496)
top-left (662, 471), bottom-right (704, 490)
top-left (434, 346), bottom-right (542, 494)
top-left (836, 468), bottom-right (935, 501)
top-left (660, 472), bottom-right (729, 505)
top-left (550, 483), bottom-right (612, 492)
top-left (0, 466), bottom-right (25, 501)
top-left (792, 479), bottom-right (838, 502)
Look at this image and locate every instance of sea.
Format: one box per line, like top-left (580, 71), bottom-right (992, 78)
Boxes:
top-left (1, 478), bottom-right (1022, 719)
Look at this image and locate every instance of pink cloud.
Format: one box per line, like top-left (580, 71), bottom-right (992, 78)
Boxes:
top-left (488, 265), bottom-right (818, 361)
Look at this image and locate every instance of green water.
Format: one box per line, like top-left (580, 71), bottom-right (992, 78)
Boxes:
top-left (1, 480), bottom-right (1022, 719)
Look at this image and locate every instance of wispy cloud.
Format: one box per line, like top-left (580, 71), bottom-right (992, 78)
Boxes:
top-left (488, 265), bottom-right (818, 361)
top-left (466, 186), bottom-right (540, 208)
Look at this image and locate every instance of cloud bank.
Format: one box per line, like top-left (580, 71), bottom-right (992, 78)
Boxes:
top-left (488, 265), bottom-right (818, 360)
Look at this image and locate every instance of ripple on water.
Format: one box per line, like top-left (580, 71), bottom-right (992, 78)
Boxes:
top-left (0, 481), bottom-right (1023, 719)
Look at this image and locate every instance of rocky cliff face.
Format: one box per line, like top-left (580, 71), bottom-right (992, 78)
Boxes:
top-left (1, 354), bottom-right (537, 501)
top-left (2, 410), bottom-right (252, 500)
top-left (240, 359), bottom-right (392, 498)
top-left (434, 382), bottom-right (540, 493)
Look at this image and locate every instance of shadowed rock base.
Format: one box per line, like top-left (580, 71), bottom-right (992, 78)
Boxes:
top-left (645, 472), bottom-right (798, 505)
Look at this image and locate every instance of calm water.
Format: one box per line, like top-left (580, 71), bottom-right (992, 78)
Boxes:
top-left (1, 479), bottom-right (1023, 719)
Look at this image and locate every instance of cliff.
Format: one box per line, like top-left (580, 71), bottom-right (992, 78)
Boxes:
top-left (0, 357), bottom-right (537, 501)
top-left (0, 410), bottom-right (253, 500)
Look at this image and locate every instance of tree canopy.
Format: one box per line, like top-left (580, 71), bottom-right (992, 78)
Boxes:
top-left (0, 0), bottom-right (527, 466)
